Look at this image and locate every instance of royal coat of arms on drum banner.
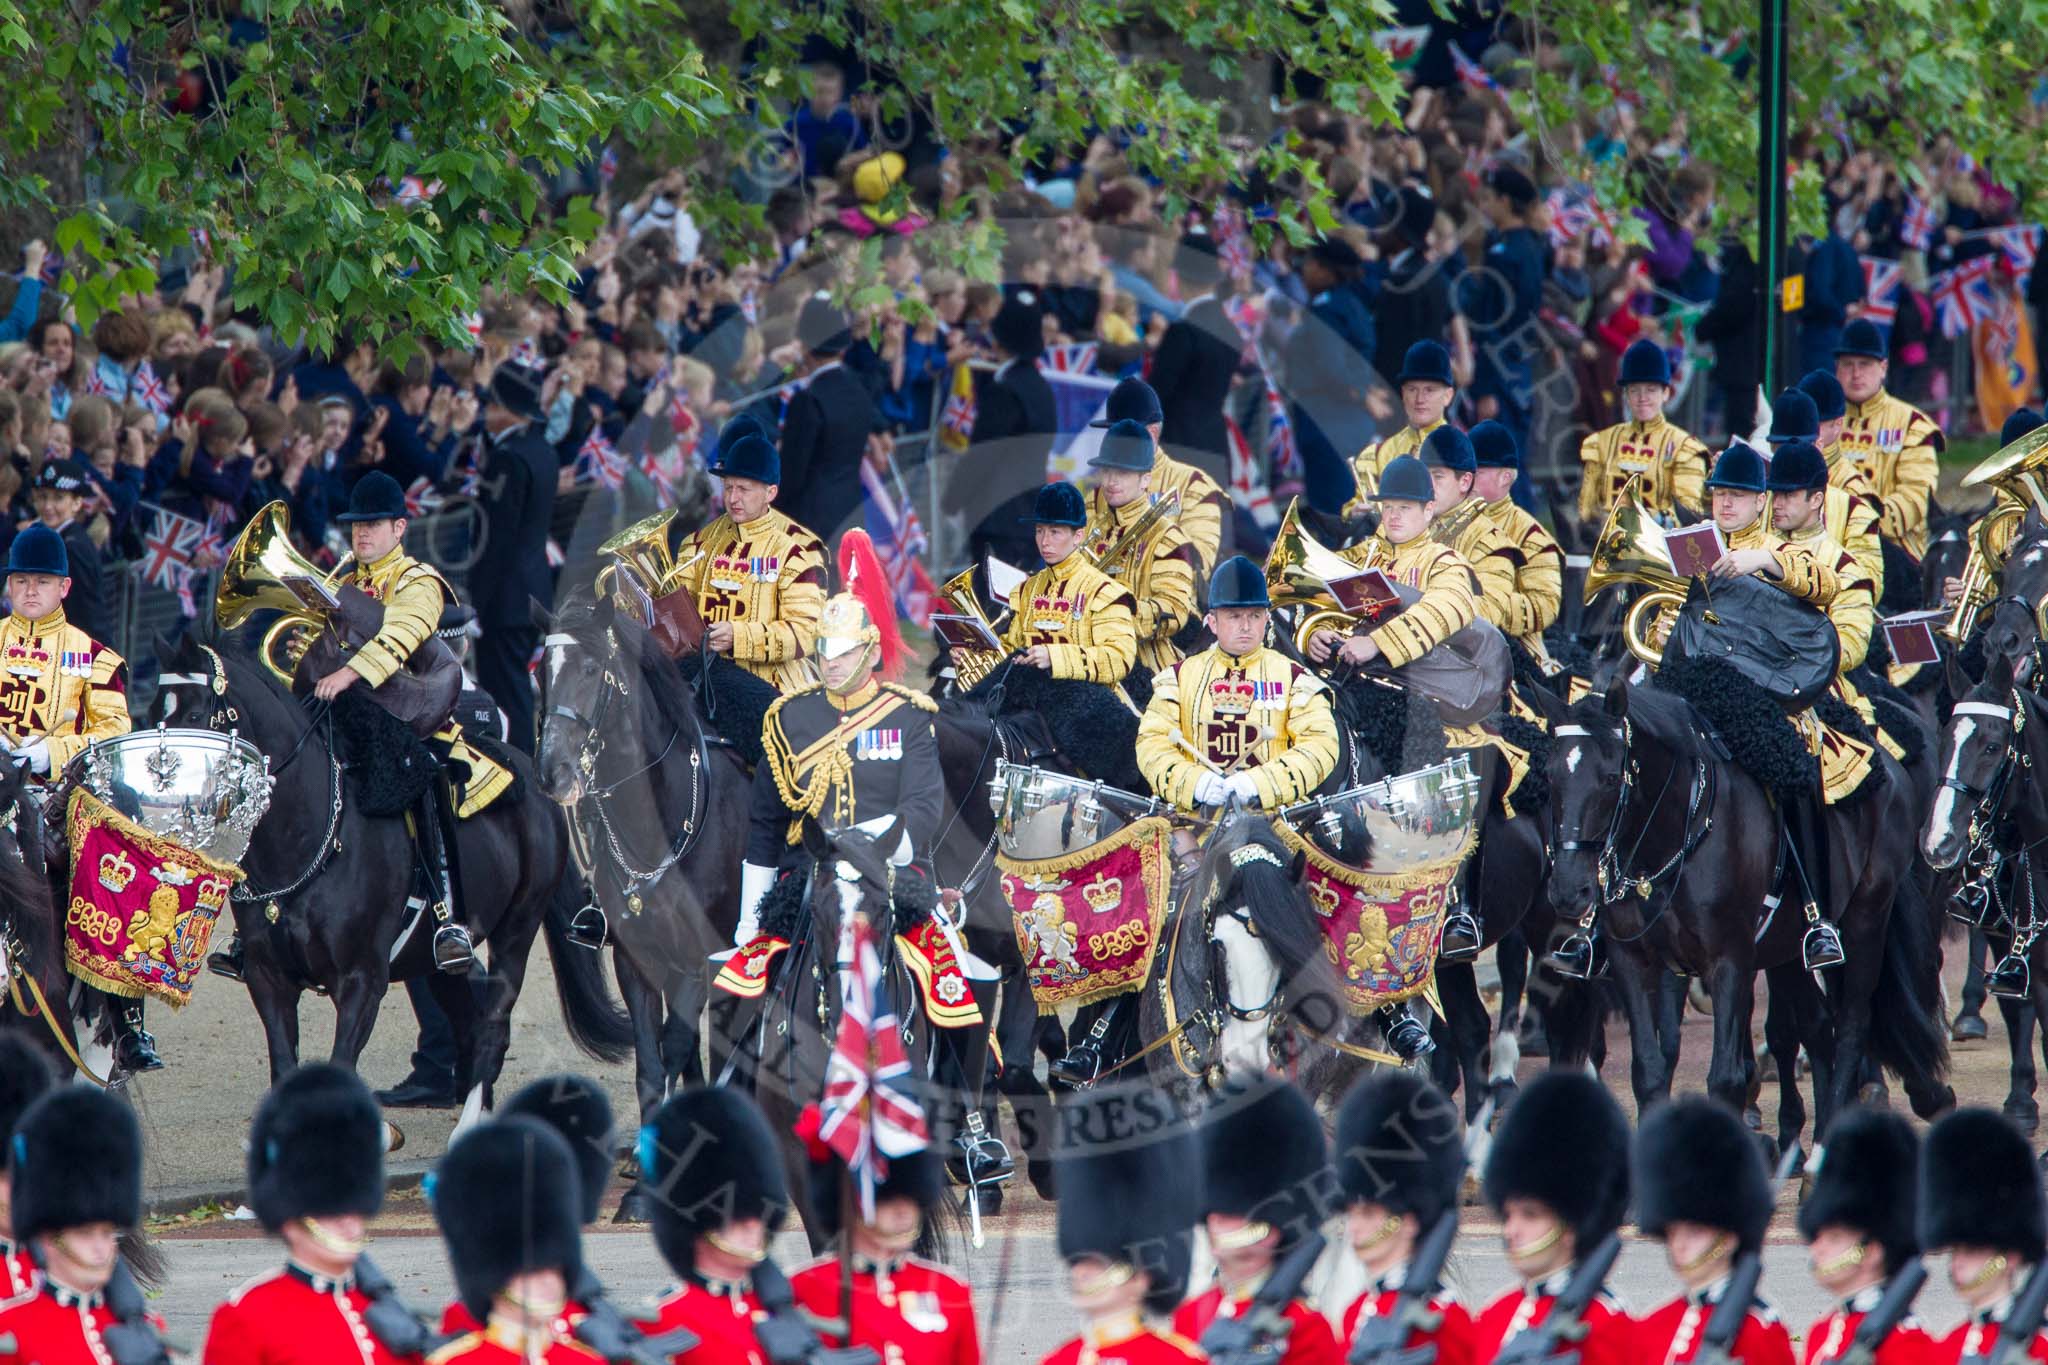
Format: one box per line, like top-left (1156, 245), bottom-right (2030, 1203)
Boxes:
top-left (1272, 816), bottom-right (1475, 1013)
top-left (997, 815), bottom-right (1173, 1011)
top-left (63, 788), bottom-right (247, 1008)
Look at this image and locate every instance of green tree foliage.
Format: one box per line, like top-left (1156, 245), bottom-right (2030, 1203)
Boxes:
top-left (1513, 0), bottom-right (2048, 242)
top-left (0, 0), bottom-right (1409, 349)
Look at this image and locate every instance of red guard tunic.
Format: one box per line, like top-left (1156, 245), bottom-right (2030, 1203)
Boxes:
top-left (0, 1280), bottom-right (167, 1365)
top-left (634, 1280), bottom-right (769, 1365)
top-left (1929, 1301), bottom-right (2048, 1363)
top-left (1040, 1312), bottom-right (1205, 1365)
top-left (1173, 1281), bottom-right (1340, 1364)
top-left (423, 1327), bottom-right (602, 1365)
top-left (1339, 1270), bottom-right (1478, 1365)
top-left (1634, 1285), bottom-right (1795, 1365)
top-left (440, 1299), bottom-right (589, 1338)
top-left (205, 1265), bottom-right (421, 1364)
top-left (0, 1242), bottom-right (34, 1304)
top-left (1802, 1284), bottom-right (1941, 1364)
top-left (1470, 1268), bottom-right (1635, 1365)
top-left (790, 1255), bottom-right (980, 1365)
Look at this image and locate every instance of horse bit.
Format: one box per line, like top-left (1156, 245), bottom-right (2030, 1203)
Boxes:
top-left (1947, 693), bottom-right (2039, 965)
top-left (1552, 717), bottom-right (1713, 943)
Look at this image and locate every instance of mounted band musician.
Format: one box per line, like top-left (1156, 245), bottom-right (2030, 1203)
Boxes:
top-left (211, 469), bottom-right (515, 983)
top-left (1084, 377), bottom-right (1229, 578)
top-left (1082, 418), bottom-right (1200, 689)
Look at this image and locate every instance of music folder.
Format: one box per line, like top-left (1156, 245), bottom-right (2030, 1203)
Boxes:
top-left (1327, 568), bottom-right (1404, 621)
top-left (1663, 524), bottom-right (1727, 577)
top-left (1880, 609), bottom-right (1945, 667)
top-left (281, 573), bottom-right (341, 613)
top-left (931, 613), bottom-right (1003, 653)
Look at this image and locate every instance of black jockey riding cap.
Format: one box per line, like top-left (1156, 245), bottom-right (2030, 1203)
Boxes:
top-left (1090, 377), bottom-right (1165, 428)
top-left (1704, 442), bottom-right (1769, 493)
top-left (1798, 369), bottom-right (1847, 422)
top-left (1024, 481), bottom-right (1089, 527)
top-left (246, 1063), bottom-right (387, 1233)
top-left (1767, 389), bottom-right (1820, 445)
top-left (710, 431), bottom-right (782, 485)
top-left (487, 363), bottom-right (545, 420)
top-left (6, 523), bottom-right (68, 577)
top-left (1089, 418), bottom-right (1157, 472)
top-left (1619, 338), bottom-right (1672, 388)
top-left (1373, 455), bottom-right (1435, 504)
top-left (798, 291), bottom-right (853, 356)
top-left (1419, 425), bottom-right (1476, 474)
top-left (1208, 554), bottom-right (1269, 610)
top-left (2004, 406), bottom-right (2044, 446)
top-left (337, 469), bottom-right (408, 524)
top-left (1766, 441), bottom-right (1830, 493)
top-left (1469, 419), bottom-right (1519, 469)
top-left (1836, 317), bottom-right (1889, 360)
top-left (1394, 340), bottom-right (1454, 388)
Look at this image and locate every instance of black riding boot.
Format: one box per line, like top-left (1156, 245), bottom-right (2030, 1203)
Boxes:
top-left (1785, 798), bottom-right (1843, 971)
top-left (1049, 997), bottom-right (1127, 1090)
top-left (207, 933), bottom-right (245, 981)
top-left (418, 781), bottom-right (474, 974)
top-left (1439, 871), bottom-right (1481, 963)
top-left (1376, 1000), bottom-right (1434, 1062)
top-left (106, 992), bottom-right (163, 1073)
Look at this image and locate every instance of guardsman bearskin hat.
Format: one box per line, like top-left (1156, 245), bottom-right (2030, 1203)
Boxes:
top-left (1767, 389), bottom-right (1820, 445)
top-left (639, 1087), bottom-right (791, 1278)
top-left (794, 1103), bottom-right (946, 1240)
top-left (1836, 317), bottom-right (1889, 360)
top-left (1619, 338), bottom-right (1672, 388)
top-left (1482, 1071), bottom-right (1630, 1253)
top-left (1919, 1106), bottom-right (2047, 1261)
top-left (6, 523), bottom-right (68, 578)
top-left (1372, 455), bottom-right (1435, 505)
top-left (1090, 377), bottom-right (1164, 429)
top-left (1207, 555), bottom-right (1270, 610)
top-left (1334, 1071), bottom-right (1465, 1232)
top-left (1198, 1074), bottom-right (1332, 1252)
top-left (431, 1116), bottom-right (584, 1325)
top-left (1053, 1084), bottom-right (1203, 1316)
top-left (247, 1063), bottom-right (387, 1233)
top-left (10, 1087), bottom-right (143, 1241)
top-left (1797, 1106), bottom-right (1920, 1271)
top-left (1632, 1097), bottom-right (1774, 1255)
top-left (1394, 341), bottom-right (1455, 389)
top-left (501, 1074), bottom-right (615, 1227)
top-left (0, 1037), bottom-right (53, 1169)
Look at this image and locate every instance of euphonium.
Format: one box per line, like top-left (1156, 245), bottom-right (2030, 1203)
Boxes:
top-left (1262, 497), bottom-right (1385, 656)
top-left (216, 500), bottom-right (348, 682)
top-left (936, 565), bottom-right (1011, 690)
top-left (1946, 424), bottom-right (2048, 642)
top-left (1583, 476), bottom-right (1691, 666)
top-left (596, 508), bottom-right (680, 601)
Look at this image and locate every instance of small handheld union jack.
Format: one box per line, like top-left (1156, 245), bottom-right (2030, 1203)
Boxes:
top-left (815, 907), bottom-right (930, 1221)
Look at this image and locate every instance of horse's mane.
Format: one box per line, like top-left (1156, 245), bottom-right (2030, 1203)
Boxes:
top-left (1200, 814), bottom-right (1346, 1022)
top-left (181, 630), bottom-right (311, 730)
top-left (554, 592), bottom-right (701, 742)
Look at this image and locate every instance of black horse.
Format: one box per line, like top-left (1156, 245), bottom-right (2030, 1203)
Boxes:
top-left (1543, 676), bottom-right (1951, 1145)
top-left (0, 758), bottom-right (89, 1075)
top-left (151, 633), bottom-right (629, 1117)
top-left (534, 593), bottom-right (752, 1140)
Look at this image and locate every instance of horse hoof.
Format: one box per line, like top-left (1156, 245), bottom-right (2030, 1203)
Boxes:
top-left (613, 1188), bottom-right (652, 1224)
top-left (1953, 1013), bottom-right (1990, 1043)
top-left (2006, 1098), bottom-right (2040, 1135)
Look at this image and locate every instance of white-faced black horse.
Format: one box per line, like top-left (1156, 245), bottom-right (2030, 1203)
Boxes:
top-left (1544, 675), bottom-right (1951, 1146)
top-left (534, 594), bottom-right (752, 1137)
top-left (151, 632), bottom-right (629, 1114)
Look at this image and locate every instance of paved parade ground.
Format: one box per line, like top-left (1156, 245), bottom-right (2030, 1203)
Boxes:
top-left (128, 940), bottom-right (2006, 1355)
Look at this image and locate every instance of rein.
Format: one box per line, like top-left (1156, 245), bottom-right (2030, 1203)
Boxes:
top-left (1553, 716), bottom-right (1716, 940)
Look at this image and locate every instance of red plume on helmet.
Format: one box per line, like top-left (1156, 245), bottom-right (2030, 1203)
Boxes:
top-left (837, 528), bottom-right (903, 679)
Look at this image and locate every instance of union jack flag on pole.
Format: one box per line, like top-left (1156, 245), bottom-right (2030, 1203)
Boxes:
top-left (1931, 258), bottom-right (1996, 338)
top-left (1039, 343), bottom-right (1099, 377)
top-left (1857, 256), bottom-right (1901, 325)
top-left (577, 428), bottom-right (627, 490)
top-left (816, 909), bottom-right (930, 1222)
top-left (1901, 193), bottom-right (1937, 252)
top-left (859, 459), bottom-right (936, 627)
top-left (140, 509), bottom-right (200, 590)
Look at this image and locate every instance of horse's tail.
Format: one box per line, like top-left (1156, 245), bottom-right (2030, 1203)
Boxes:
top-left (1534, 971), bottom-right (1605, 1070)
top-left (120, 1226), bottom-right (167, 1292)
top-left (541, 873), bottom-right (635, 1064)
top-left (1865, 872), bottom-right (1951, 1092)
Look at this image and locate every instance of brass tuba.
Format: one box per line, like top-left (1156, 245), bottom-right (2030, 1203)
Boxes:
top-left (217, 500), bottom-right (348, 682)
top-left (1946, 424), bottom-right (2048, 642)
top-left (1263, 498), bottom-right (1384, 656)
top-left (935, 565), bottom-right (1012, 690)
top-left (1583, 476), bottom-right (1691, 666)
top-left (596, 508), bottom-right (682, 600)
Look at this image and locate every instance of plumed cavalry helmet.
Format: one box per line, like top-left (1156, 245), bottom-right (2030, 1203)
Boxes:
top-left (818, 529), bottom-right (903, 682)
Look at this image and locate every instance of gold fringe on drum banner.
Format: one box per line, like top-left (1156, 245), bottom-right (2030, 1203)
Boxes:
top-left (63, 788), bottom-right (247, 1007)
top-left (997, 816), bottom-right (1174, 1013)
top-left (1272, 817), bottom-right (1476, 1015)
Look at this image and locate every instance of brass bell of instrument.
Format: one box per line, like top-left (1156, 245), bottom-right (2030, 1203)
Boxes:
top-left (216, 500), bottom-right (346, 682)
top-left (1583, 475), bottom-right (1690, 666)
top-left (1946, 424), bottom-right (2048, 642)
top-left (1262, 497), bottom-right (1384, 656)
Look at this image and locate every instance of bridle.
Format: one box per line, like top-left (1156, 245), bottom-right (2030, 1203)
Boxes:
top-left (540, 627), bottom-right (705, 912)
top-left (1551, 713), bottom-right (1715, 941)
top-left (1943, 693), bottom-right (2038, 927)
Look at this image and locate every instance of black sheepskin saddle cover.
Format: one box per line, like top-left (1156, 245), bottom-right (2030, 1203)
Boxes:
top-left (1336, 675), bottom-right (1447, 781)
top-left (678, 652), bottom-right (775, 769)
top-left (332, 691), bottom-right (435, 817)
top-left (1655, 655), bottom-right (1816, 805)
top-left (957, 665), bottom-right (1148, 796)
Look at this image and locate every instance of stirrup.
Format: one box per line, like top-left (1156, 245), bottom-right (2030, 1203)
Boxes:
top-left (1439, 910), bottom-right (1482, 963)
top-left (207, 934), bottom-right (246, 982)
top-left (566, 902), bottom-right (608, 950)
top-left (1801, 915), bottom-right (1846, 972)
top-left (1988, 953), bottom-right (2033, 1000)
top-left (954, 1111), bottom-right (1016, 1188)
top-left (1952, 876), bottom-right (1994, 927)
top-left (433, 920), bottom-right (476, 975)
top-left (1548, 930), bottom-right (1597, 981)
top-left (1047, 1040), bottom-right (1104, 1089)
top-left (1377, 1005), bottom-right (1435, 1062)
top-left (113, 1011), bottom-right (164, 1073)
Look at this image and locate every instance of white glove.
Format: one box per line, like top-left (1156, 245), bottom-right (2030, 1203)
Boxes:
top-left (1226, 771), bottom-right (1261, 805)
top-left (18, 741), bottom-right (48, 776)
top-left (1194, 773), bottom-right (1231, 808)
top-left (735, 861), bottom-right (776, 947)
